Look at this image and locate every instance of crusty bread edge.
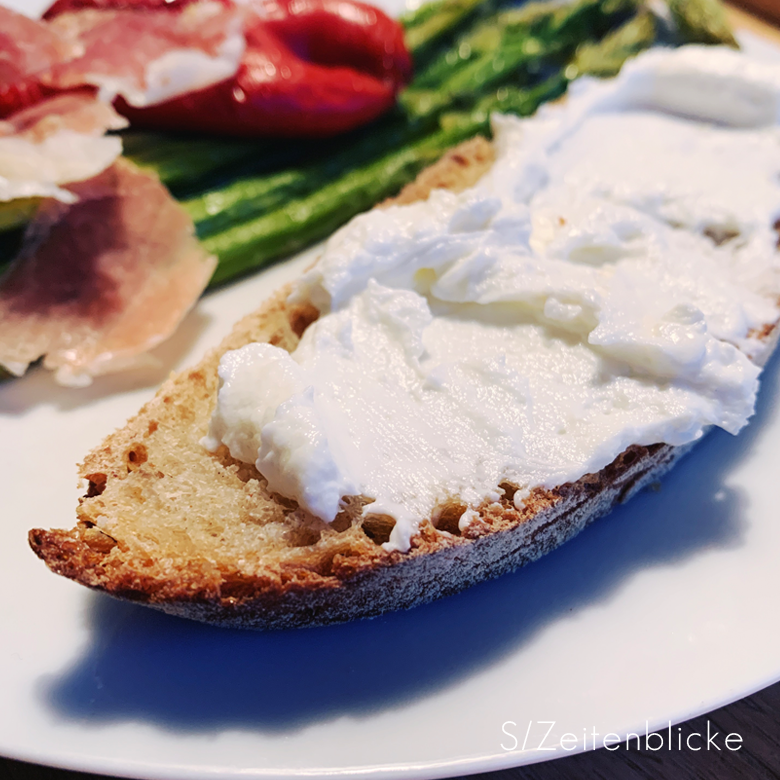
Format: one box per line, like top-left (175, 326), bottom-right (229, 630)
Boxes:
top-left (146, 442), bottom-right (695, 628)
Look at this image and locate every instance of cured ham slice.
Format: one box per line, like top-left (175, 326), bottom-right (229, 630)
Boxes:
top-left (0, 7), bottom-right (73, 85)
top-left (45, 1), bottom-right (246, 108)
top-left (1, 2), bottom-right (245, 117)
top-left (0, 92), bottom-right (127, 203)
top-left (0, 159), bottom-right (217, 387)
top-left (0, 7), bottom-right (77, 119)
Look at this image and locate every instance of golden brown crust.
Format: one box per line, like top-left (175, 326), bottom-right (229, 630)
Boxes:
top-left (381, 136), bottom-right (495, 206)
top-left (27, 135), bottom-right (780, 629)
top-left (29, 441), bottom-right (691, 628)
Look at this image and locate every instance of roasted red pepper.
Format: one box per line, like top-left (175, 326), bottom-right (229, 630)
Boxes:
top-left (43, 0), bottom-right (413, 138)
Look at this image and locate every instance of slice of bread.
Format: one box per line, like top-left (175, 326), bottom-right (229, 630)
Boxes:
top-left (28, 136), bottom-right (780, 629)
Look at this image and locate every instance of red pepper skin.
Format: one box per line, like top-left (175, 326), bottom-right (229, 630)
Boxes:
top-left (118, 0), bottom-right (412, 137)
top-left (262, 0), bottom-right (411, 98)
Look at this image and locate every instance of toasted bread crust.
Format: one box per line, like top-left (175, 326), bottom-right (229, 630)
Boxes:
top-left (28, 135), bottom-right (780, 629)
top-left (30, 440), bottom-right (691, 628)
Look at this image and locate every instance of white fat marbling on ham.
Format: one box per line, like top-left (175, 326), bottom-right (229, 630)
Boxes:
top-left (46, 1), bottom-right (247, 107)
top-left (0, 92), bottom-right (127, 203)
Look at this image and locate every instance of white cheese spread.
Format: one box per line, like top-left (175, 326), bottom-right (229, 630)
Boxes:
top-left (204, 45), bottom-right (780, 552)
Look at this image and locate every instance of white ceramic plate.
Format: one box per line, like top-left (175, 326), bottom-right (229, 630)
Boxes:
top-left (2, 2), bottom-right (780, 778)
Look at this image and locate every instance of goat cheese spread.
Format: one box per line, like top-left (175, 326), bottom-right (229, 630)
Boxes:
top-left (204, 45), bottom-right (780, 552)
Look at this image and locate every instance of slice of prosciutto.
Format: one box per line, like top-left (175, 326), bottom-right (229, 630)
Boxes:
top-left (0, 8), bottom-right (127, 203)
top-left (0, 6), bottom-right (77, 119)
top-left (44, 1), bottom-right (247, 108)
top-left (0, 91), bottom-right (127, 203)
top-left (0, 159), bottom-right (217, 387)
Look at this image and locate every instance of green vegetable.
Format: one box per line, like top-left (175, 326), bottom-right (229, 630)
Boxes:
top-left (401, 35), bottom-right (547, 120)
top-left (184, 169), bottom-right (310, 238)
top-left (402, 0), bottom-right (490, 58)
top-left (667, 0), bottom-right (739, 47)
top-left (122, 133), bottom-right (306, 196)
top-left (0, 198), bottom-right (39, 233)
top-left (568, 10), bottom-right (657, 78)
top-left (473, 71), bottom-right (570, 116)
top-left (184, 113), bottom-right (432, 238)
top-left (204, 123), bottom-right (480, 286)
top-left (412, 0), bottom-right (634, 89)
top-left (545, 0), bottom-right (641, 49)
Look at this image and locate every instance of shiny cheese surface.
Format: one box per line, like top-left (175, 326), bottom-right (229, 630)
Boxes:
top-left (204, 46), bottom-right (780, 552)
